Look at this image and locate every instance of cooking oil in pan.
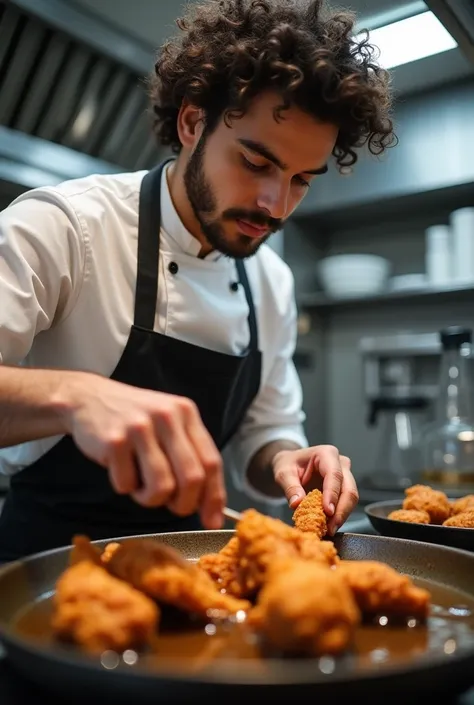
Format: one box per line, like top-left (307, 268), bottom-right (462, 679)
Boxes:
top-left (13, 576), bottom-right (474, 677)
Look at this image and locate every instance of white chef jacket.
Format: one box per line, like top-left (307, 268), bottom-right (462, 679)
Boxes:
top-left (0, 163), bottom-right (308, 503)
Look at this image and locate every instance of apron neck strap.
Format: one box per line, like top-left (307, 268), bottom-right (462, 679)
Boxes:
top-left (235, 259), bottom-right (259, 351)
top-left (134, 160), bottom-right (169, 330)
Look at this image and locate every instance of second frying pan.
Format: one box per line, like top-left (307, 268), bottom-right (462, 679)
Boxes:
top-left (365, 499), bottom-right (474, 551)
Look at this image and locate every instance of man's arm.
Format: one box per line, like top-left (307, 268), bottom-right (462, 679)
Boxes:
top-left (227, 258), bottom-right (309, 504)
top-left (0, 365), bottom-right (79, 447)
top-left (245, 439), bottom-right (302, 499)
top-left (0, 192), bottom-right (226, 527)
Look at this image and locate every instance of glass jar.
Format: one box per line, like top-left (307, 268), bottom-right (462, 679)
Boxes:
top-left (420, 326), bottom-right (474, 488)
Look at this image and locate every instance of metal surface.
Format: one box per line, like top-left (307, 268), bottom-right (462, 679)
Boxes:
top-left (425, 0), bottom-right (474, 63)
top-left (9, 0), bottom-right (154, 74)
top-left (0, 1), bottom-right (161, 183)
top-left (222, 507), bottom-right (243, 522)
top-left (360, 332), bottom-right (447, 356)
top-left (1, 531), bottom-right (474, 704)
top-left (365, 499), bottom-right (474, 551)
top-left (354, 1), bottom-right (427, 30)
top-left (0, 126), bottom-right (123, 193)
top-left (359, 333), bottom-right (474, 413)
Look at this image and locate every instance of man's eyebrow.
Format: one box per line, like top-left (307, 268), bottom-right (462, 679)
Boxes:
top-left (237, 138), bottom-right (328, 175)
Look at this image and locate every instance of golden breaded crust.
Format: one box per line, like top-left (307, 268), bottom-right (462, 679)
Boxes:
top-left (292, 489), bottom-right (328, 539)
top-left (388, 509), bottom-right (430, 524)
top-left (443, 510), bottom-right (474, 528)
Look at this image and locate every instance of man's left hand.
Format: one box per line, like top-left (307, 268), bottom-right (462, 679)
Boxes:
top-left (272, 445), bottom-right (359, 535)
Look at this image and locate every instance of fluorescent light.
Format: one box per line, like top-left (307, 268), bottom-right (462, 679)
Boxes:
top-left (357, 11), bottom-right (458, 70)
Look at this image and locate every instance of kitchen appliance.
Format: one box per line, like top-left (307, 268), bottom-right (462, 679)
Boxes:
top-left (418, 327), bottom-right (474, 489)
top-left (367, 387), bottom-right (429, 490)
top-left (360, 334), bottom-right (436, 491)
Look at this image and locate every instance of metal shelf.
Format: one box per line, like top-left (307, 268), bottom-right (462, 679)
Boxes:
top-left (298, 281), bottom-right (474, 310)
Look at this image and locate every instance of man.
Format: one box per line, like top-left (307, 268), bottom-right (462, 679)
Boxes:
top-left (0, 0), bottom-right (395, 561)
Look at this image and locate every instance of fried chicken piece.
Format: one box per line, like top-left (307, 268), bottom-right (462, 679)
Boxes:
top-left (101, 541), bottom-right (121, 565)
top-left (336, 560), bottom-right (430, 619)
top-left (52, 560), bottom-right (159, 654)
top-left (404, 484), bottom-right (433, 497)
top-left (451, 495), bottom-right (474, 516)
top-left (402, 488), bottom-right (450, 525)
top-left (70, 534), bottom-right (103, 566)
top-left (443, 510), bottom-right (474, 528)
top-left (197, 537), bottom-right (244, 597)
top-left (106, 538), bottom-right (250, 617)
top-left (249, 558), bottom-right (360, 656)
top-left (199, 516), bottom-right (339, 598)
top-left (236, 509), bottom-right (336, 595)
top-left (292, 489), bottom-right (328, 539)
top-left (297, 531), bottom-right (340, 564)
top-left (387, 509), bottom-right (431, 524)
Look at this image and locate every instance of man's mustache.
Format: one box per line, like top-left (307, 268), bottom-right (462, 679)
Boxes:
top-left (223, 208), bottom-right (282, 232)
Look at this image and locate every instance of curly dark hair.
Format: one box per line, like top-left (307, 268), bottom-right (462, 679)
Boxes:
top-left (148, 0), bottom-right (396, 170)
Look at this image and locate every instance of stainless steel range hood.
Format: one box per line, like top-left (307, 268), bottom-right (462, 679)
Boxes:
top-left (0, 0), bottom-right (162, 197)
top-left (0, 125), bottom-right (124, 208)
top-left (425, 0), bottom-right (474, 64)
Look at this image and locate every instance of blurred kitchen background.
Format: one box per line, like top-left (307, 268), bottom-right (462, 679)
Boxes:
top-left (0, 0), bottom-right (473, 527)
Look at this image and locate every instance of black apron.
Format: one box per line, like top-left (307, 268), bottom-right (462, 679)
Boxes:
top-left (0, 160), bottom-right (262, 562)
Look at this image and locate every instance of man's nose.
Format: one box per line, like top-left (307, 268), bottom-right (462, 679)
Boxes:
top-left (256, 182), bottom-right (289, 221)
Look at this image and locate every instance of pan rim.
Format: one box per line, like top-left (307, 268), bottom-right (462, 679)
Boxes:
top-left (0, 530), bottom-right (474, 687)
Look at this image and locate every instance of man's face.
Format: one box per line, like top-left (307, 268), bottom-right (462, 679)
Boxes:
top-left (183, 91), bottom-right (338, 259)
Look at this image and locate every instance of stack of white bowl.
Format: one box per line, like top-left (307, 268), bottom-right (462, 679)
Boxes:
top-left (316, 254), bottom-right (391, 299)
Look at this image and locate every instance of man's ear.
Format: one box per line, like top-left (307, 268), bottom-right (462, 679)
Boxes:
top-left (177, 101), bottom-right (205, 149)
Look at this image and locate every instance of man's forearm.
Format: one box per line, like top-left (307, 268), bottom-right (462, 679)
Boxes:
top-left (245, 439), bottom-right (302, 498)
top-left (0, 365), bottom-right (83, 448)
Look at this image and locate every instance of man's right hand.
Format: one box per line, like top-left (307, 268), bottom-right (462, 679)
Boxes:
top-left (61, 373), bottom-right (226, 529)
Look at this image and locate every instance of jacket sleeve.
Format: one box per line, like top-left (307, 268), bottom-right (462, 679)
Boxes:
top-left (0, 189), bottom-right (86, 364)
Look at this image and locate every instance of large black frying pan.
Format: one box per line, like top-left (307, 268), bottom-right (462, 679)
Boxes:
top-left (1, 530), bottom-right (474, 705)
top-left (365, 499), bottom-right (474, 552)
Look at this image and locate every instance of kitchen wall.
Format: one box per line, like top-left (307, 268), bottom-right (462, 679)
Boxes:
top-left (296, 78), bottom-right (474, 218)
top-left (285, 77), bottom-right (474, 488)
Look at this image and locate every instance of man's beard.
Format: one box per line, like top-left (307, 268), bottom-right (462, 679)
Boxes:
top-left (183, 135), bottom-right (282, 259)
